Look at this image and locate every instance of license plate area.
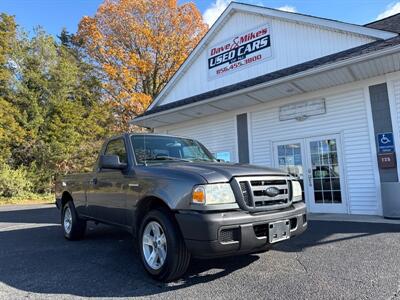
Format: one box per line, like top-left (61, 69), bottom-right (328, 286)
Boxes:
top-left (268, 220), bottom-right (290, 244)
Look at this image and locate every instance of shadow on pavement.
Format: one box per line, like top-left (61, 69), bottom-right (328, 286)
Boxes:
top-left (0, 206), bottom-right (58, 224)
top-left (0, 206), bottom-right (258, 298)
top-left (0, 206), bottom-right (399, 297)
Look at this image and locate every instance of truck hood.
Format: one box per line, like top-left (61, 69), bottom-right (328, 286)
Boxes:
top-left (151, 162), bottom-right (288, 183)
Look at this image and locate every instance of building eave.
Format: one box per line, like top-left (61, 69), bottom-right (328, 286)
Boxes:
top-left (131, 37), bottom-right (400, 128)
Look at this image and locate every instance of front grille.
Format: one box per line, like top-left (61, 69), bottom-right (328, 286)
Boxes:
top-left (235, 176), bottom-right (292, 211)
top-left (239, 181), bottom-right (252, 206)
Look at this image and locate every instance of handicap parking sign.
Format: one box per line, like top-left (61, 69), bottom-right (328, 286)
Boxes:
top-left (377, 132), bottom-right (395, 153)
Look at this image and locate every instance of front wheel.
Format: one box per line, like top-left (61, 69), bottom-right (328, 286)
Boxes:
top-left (138, 209), bottom-right (191, 282)
top-left (62, 201), bottom-right (86, 240)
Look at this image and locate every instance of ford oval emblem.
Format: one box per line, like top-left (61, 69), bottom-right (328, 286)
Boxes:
top-left (265, 187), bottom-right (280, 197)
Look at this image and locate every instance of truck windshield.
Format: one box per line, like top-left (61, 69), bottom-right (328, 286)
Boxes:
top-left (131, 135), bottom-right (215, 164)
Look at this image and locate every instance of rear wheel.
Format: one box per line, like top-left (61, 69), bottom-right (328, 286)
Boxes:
top-left (138, 209), bottom-right (191, 282)
top-left (62, 201), bottom-right (86, 240)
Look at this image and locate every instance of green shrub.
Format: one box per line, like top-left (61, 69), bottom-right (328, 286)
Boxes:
top-left (0, 162), bottom-right (33, 197)
top-left (24, 162), bottom-right (54, 194)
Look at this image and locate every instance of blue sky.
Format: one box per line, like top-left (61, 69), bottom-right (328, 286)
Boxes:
top-left (0, 0), bottom-right (399, 37)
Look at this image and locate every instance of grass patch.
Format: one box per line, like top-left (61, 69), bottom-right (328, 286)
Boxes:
top-left (0, 193), bottom-right (55, 206)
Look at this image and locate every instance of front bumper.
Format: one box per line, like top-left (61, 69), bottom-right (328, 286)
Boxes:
top-left (175, 202), bottom-right (307, 258)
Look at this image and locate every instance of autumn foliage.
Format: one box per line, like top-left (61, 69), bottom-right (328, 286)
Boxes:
top-left (77, 0), bottom-right (208, 131)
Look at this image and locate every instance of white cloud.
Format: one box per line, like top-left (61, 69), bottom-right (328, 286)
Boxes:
top-left (276, 5), bottom-right (297, 13)
top-left (203, 0), bottom-right (232, 27)
top-left (203, 1), bottom-right (298, 27)
top-left (376, 2), bottom-right (400, 20)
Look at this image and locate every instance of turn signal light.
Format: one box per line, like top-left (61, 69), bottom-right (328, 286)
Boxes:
top-left (192, 186), bottom-right (205, 203)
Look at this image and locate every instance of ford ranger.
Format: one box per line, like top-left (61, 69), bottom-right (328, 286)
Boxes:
top-left (55, 133), bottom-right (307, 282)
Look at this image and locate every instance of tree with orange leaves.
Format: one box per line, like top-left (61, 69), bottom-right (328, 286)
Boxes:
top-left (77, 0), bottom-right (208, 131)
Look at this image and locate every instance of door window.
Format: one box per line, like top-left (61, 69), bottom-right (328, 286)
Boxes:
top-left (105, 139), bottom-right (127, 164)
top-left (277, 143), bottom-right (303, 179)
top-left (309, 139), bottom-right (341, 204)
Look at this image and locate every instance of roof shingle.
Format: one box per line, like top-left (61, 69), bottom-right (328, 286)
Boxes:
top-left (365, 13), bottom-right (400, 34)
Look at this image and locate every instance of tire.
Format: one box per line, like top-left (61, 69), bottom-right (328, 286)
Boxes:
top-left (62, 201), bottom-right (86, 240)
top-left (138, 209), bottom-right (191, 282)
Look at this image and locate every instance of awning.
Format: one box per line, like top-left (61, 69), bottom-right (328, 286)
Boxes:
top-left (131, 36), bottom-right (400, 128)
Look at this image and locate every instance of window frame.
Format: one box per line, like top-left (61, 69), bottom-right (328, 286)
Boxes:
top-left (104, 137), bottom-right (128, 165)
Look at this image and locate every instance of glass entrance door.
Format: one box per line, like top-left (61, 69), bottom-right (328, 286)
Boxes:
top-left (274, 135), bottom-right (346, 213)
top-left (305, 135), bottom-right (346, 213)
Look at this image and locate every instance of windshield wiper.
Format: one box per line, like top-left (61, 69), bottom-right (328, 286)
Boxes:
top-left (151, 156), bottom-right (192, 162)
top-left (188, 158), bottom-right (212, 162)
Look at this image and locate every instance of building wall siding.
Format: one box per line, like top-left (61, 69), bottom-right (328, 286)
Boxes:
top-left (250, 88), bottom-right (378, 215)
top-left (160, 11), bottom-right (375, 106)
top-left (159, 117), bottom-right (238, 163)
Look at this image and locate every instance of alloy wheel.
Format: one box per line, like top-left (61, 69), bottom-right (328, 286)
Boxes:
top-left (142, 221), bottom-right (167, 270)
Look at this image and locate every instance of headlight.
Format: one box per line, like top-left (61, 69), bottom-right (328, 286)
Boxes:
top-left (292, 181), bottom-right (303, 202)
top-left (192, 183), bottom-right (236, 205)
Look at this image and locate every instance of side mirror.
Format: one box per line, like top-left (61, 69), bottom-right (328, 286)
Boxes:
top-left (99, 155), bottom-right (127, 170)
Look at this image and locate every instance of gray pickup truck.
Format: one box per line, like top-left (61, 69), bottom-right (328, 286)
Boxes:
top-left (55, 133), bottom-right (307, 281)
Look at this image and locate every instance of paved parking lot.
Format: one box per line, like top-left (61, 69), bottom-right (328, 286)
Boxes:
top-left (0, 204), bottom-right (399, 300)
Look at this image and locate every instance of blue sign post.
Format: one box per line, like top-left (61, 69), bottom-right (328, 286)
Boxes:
top-left (377, 132), bottom-right (395, 153)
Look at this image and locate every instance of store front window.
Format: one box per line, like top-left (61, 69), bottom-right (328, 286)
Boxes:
top-left (214, 151), bottom-right (231, 162)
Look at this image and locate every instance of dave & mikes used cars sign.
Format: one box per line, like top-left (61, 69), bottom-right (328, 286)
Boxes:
top-left (207, 24), bottom-right (272, 79)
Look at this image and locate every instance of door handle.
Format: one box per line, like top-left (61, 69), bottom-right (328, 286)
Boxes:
top-left (308, 169), bottom-right (313, 187)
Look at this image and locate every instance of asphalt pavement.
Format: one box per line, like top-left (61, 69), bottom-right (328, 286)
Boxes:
top-left (0, 204), bottom-right (399, 300)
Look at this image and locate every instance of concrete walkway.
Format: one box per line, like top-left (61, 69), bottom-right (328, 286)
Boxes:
top-left (309, 213), bottom-right (400, 224)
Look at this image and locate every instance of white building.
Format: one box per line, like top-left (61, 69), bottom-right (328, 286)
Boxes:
top-left (132, 2), bottom-right (400, 216)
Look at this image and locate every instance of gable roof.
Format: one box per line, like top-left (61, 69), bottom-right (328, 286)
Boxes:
top-left (132, 35), bottom-right (400, 121)
top-left (146, 1), bottom-right (397, 111)
top-left (365, 13), bottom-right (400, 33)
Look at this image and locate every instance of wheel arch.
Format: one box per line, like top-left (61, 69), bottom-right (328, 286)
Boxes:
top-left (134, 196), bottom-right (175, 237)
top-left (61, 191), bottom-right (73, 209)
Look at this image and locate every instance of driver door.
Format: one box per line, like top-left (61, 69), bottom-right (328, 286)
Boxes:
top-left (86, 138), bottom-right (129, 225)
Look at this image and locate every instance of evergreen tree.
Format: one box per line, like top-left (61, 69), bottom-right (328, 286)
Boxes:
top-left (0, 13), bottom-right (16, 92)
top-left (0, 15), bottom-right (115, 196)
top-left (0, 14), bottom-right (25, 163)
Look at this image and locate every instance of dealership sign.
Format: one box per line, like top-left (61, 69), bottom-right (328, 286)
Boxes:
top-left (207, 24), bottom-right (272, 79)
